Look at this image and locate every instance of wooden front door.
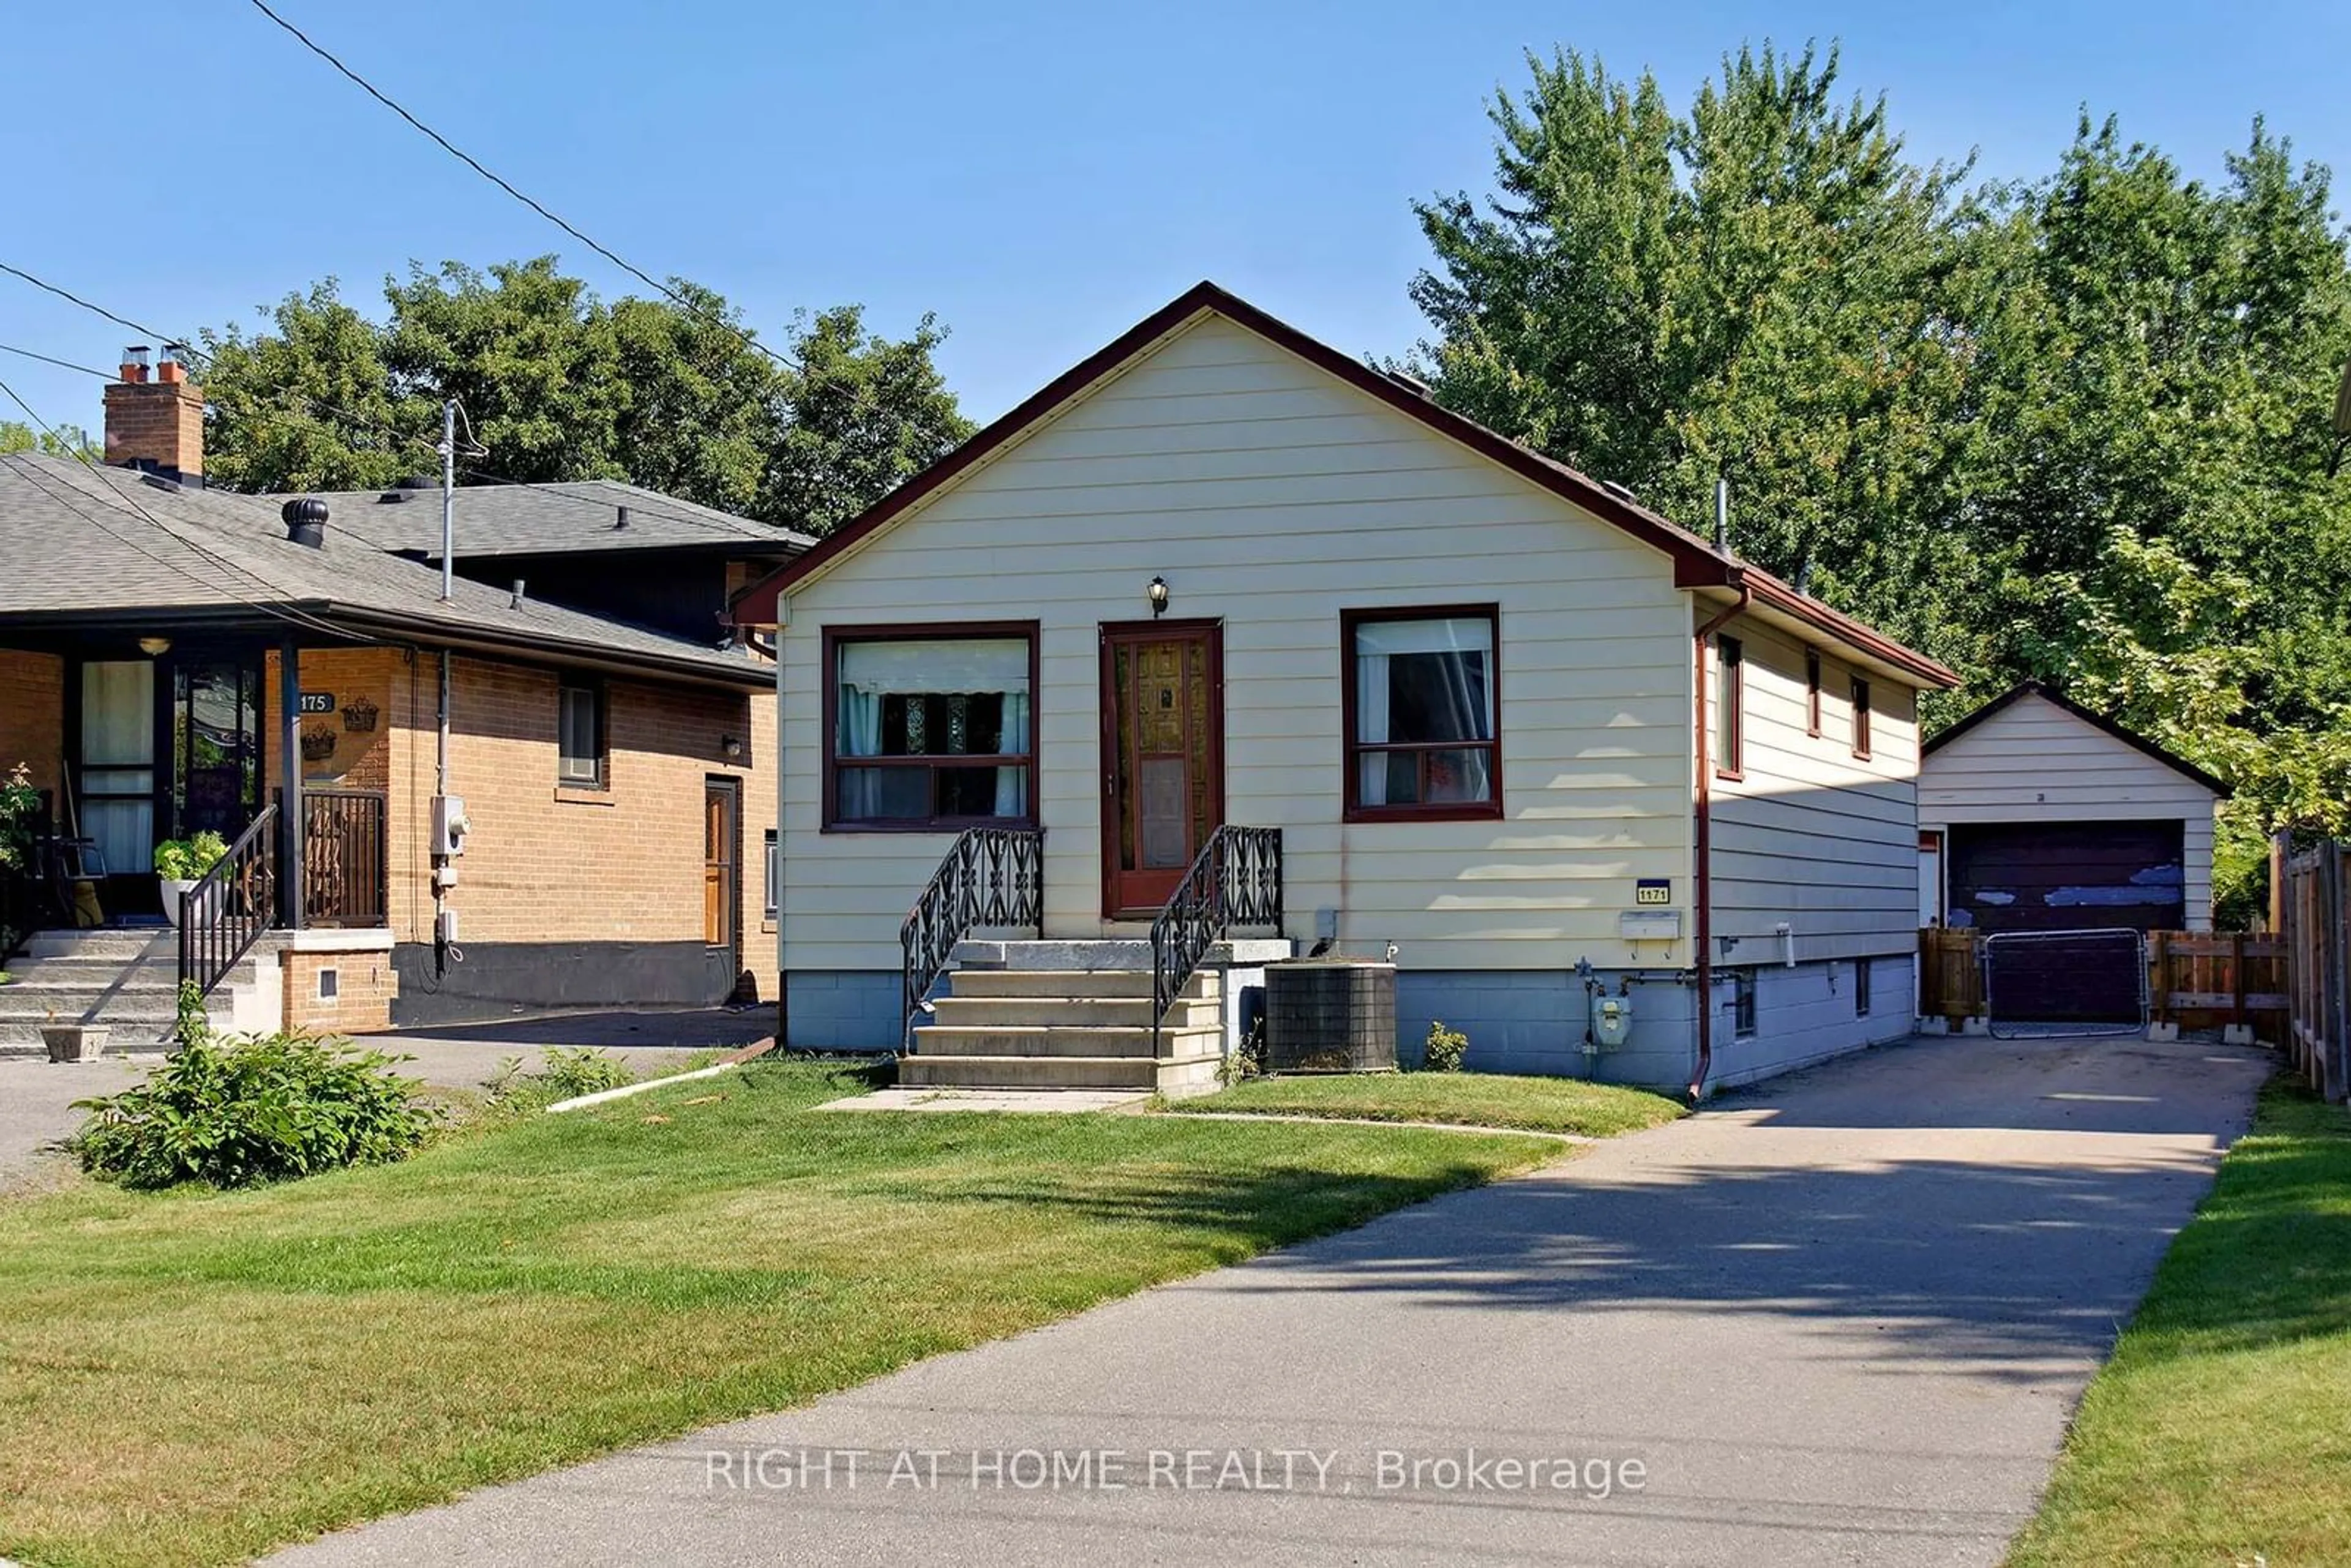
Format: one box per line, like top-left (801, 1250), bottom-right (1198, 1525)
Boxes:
top-left (1100, 621), bottom-right (1223, 917)
top-left (703, 777), bottom-right (740, 961)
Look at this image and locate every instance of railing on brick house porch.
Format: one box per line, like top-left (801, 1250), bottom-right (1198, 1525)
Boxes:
top-left (298, 789), bottom-right (387, 928)
top-left (181, 805), bottom-right (279, 999)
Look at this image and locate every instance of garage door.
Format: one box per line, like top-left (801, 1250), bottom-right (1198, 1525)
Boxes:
top-left (1948, 821), bottom-right (2186, 934)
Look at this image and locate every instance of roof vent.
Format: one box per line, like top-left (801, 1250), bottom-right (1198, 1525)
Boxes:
top-left (510, 579), bottom-right (526, 608)
top-left (377, 489), bottom-right (413, 503)
top-left (614, 505), bottom-right (631, 530)
top-left (282, 497), bottom-right (329, 548)
top-left (1600, 479), bottom-right (1639, 504)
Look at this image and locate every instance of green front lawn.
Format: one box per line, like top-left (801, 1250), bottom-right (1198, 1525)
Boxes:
top-left (2008, 1076), bottom-right (2351, 1566)
top-left (0, 1059), bottom-right (1557, 1568)
top-left (1170, 1070), bottom-right (1685, 1139)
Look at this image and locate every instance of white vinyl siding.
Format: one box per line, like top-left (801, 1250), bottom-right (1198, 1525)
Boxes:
top-left (1704, 611), bottom-right (1923, 962)
top-left (777, 314), bottom-right (1697, 975)
top-left (1918, 692), bottom-right (2219, 929)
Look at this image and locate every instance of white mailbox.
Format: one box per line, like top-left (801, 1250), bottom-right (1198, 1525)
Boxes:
top-left (1618, 909), bottom-right (1682, 942)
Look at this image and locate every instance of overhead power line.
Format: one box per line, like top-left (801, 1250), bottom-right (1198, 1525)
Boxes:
top-left (244, 0), bottom-right (801, 377)
top-left (0, 340), bottom-right (115, 380)
top-left (0, 260), bottom-right (789, 542)
top-left (0, 375), bottom-right (365, 643)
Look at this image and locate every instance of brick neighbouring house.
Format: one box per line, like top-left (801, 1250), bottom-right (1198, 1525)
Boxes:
top-left (0, 347), bottom-right (806, 1041)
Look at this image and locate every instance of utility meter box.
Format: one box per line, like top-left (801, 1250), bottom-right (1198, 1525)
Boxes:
top-left (430, 794), bottom-right (469, 857)
top-left (1591, 993), bottom-right (1634, 1049)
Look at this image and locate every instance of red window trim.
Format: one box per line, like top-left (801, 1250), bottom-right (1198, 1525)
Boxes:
top-left (1851, 675), bottom-right (1873, 760)
top-left (1341, 603), bottom-right (1504, 823)
top-left (820, 620), bottom-right (1042, 834)
top-left (1715, 634), bottom-right (1744, 781)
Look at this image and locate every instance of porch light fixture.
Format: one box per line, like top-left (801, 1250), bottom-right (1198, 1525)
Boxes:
top-left (1147, 576), bottom-right (1170, 618)
top-left (721, 734), bottom-right (744, 759)
top-left (137, 636), bottom-right (171, 657)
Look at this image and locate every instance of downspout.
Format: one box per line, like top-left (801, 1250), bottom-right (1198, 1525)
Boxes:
top-left (1690, 574), bottom-right (1751, 1103)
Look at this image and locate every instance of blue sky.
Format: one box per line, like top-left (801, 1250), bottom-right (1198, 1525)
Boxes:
top-left (6, 1), bottom-right (2349, 441)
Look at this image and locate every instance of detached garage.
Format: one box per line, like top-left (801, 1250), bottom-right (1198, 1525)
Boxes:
top-left (1919, 683), bottom-right (2225, 934)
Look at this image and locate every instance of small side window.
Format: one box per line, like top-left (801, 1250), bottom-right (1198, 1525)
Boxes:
top-left (1854, 959), bottom-right (1872, 1017)
top-left (763, 828), bottom-right (779, 920)
top-left (1715, 635), bottom-right (1744, 779)
top-left (1733, 969), bottom-right (1758, 1038)
top-left (1850, 677), bottom-right (1872, 760)
top-left (558, 677), bottom-right (607, 787)
top-left (1805, 648), bottom-right (1823, 737)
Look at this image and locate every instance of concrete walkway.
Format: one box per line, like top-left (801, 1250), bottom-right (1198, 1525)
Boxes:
top-left (273, 1033), bottom-right (2269, 1567)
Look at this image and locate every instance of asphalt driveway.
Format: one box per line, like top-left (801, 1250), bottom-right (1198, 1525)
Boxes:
top-left (271, 1032), bottom-right (2269, 1567)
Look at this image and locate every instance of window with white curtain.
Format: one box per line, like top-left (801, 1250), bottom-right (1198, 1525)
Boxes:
top-left (828, 630), bottom-right (1035, 828)
top-left (1344, 608), bottom-right (1500, 819)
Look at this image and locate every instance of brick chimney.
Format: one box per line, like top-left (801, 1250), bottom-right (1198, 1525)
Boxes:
top-left (102, 344), bottom-right (204, 486)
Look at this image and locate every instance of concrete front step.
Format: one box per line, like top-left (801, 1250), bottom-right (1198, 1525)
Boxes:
top-left (947, 969), bottom-right (1157, 1000)
top-left (18, 929), bottom-right (177, 961)
top-left (899, 1051), bottom-right (1224, 1094)
top-left (928, 995), bottom-right (1221, 1029)
top-left (952, 937), bottom-right (1291, 970)
top-left (912, 1022), bottom-right (1223, 1060)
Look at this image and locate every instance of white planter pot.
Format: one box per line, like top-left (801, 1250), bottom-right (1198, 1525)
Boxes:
top-left (160, 879), bottom-right (197, 926)
top-left (41, 1024), bottom-right (110, 1062)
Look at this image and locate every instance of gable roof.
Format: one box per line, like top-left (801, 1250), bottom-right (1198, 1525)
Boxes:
top-left (728, 280), bottom-right (1959, 689)
top-left (0, 454), bottom-right (768, 688)
top-left (1922, 681), bottom-right (2228, 795)
top-left (299, 478), bottom-right (812, 561)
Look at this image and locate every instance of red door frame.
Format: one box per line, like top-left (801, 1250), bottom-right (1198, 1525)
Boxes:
top-left (1098, 619), bottom-right (1224, 918)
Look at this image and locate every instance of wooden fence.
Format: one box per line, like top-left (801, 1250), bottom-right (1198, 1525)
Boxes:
top-left (1918, 926), bottom-right (2289, 1045)
top-left (2279, 837), bottom-right (2350, 1102)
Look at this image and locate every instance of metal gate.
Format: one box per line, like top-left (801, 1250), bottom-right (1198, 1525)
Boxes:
top-left (1982, 928), bottom-right (2148, 1039)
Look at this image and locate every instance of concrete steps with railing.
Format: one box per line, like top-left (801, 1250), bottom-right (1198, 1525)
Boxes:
top-left (901, 939), bottom-right (1287, 1098)
top-left (0, 928), bottom-right (253, 1055)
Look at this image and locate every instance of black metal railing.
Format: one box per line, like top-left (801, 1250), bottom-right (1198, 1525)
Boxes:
top-left (1149, 825), bottom-right (1284, 1053)
top-left (180, 804), bottom-right (279, 1001)
top-left (0, 866), bottom-right (30, 966)
top-left (901, 827), bottom-right (1044, 1040)
top-left (301, 790), bottom-right (387, 927)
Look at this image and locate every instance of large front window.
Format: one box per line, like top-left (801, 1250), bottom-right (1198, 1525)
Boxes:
top-left (1344, 607), bottom-right (1501, 820)
top-left (828, 628), bottom-right (1036, 828)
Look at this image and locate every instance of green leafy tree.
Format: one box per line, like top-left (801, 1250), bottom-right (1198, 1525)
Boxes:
top-left (199, 280), bottom-right (422, 492)
top-left (197, 258), bottom-right (972, 533)
top-left (1405, 42), bottom-right (1978, 673)
top-left (1411, 42), bottom-right (2351, 921)
top-left (761, 306), bottom-right (973, 536)
top-left (0, 419), bottom-right (99, 459)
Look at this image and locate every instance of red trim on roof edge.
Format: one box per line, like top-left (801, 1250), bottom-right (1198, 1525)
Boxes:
top-left (729, 280), bottom-right (1957, 688)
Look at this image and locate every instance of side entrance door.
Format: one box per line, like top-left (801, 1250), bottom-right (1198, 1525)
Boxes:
top-left (1100, 621), bottom-right (1223, 918)
top-left (703, 777), bottom-right (744, 999)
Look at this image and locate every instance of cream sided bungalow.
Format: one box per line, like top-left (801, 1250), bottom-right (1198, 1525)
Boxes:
top-left (731, 283), bottom-right (1960, 1097)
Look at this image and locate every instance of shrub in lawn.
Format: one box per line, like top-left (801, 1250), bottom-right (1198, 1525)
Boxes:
top-left (484, 1046), bottom-right (635, 1110)
top-left (69, 1032), bottom-right (437, 1189)
top-left (1422, 1020), bottom-right (1468, 1072)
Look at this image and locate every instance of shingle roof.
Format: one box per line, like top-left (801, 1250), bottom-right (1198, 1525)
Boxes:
top-left (0, 454), bottom-right (769, 686)
top-left (301, 478), bottom-right (813, 560)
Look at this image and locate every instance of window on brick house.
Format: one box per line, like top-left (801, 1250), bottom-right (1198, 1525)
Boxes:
top-left (558, 676), bottom-right (606, 787)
